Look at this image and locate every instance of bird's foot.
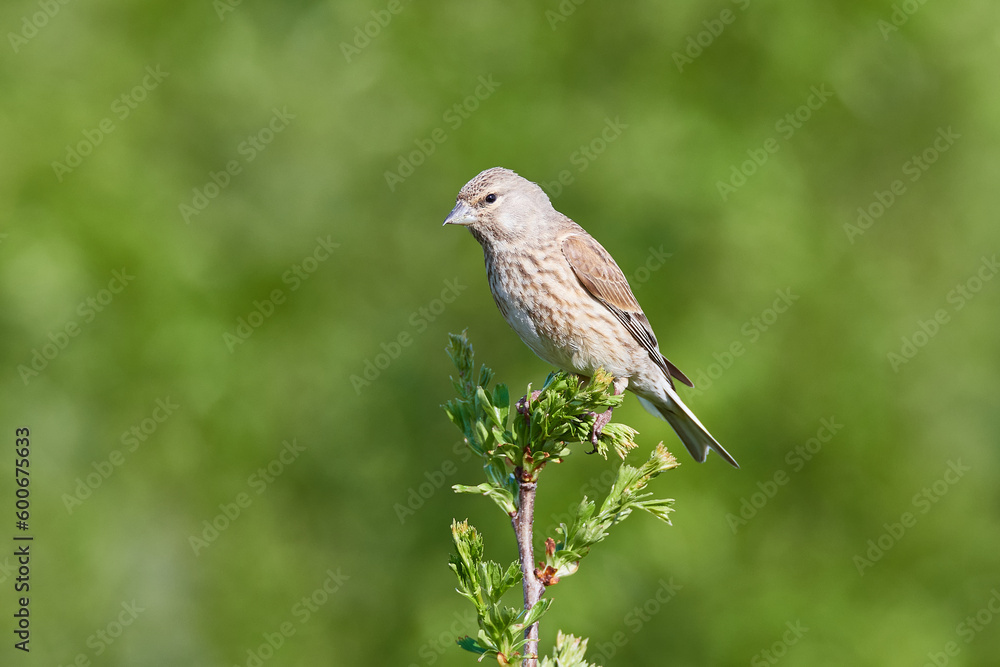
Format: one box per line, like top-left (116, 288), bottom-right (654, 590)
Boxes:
top-left (585, 376), bottom-right (627, 453)
top-left (586, 407), bottom-right (615, 454)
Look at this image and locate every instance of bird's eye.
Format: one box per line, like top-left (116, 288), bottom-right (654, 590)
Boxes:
top-left (484, 193), bottom-right (497, 204)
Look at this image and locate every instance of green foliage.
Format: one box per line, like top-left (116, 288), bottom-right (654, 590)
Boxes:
top-left (443, 331), bottom-right (639, 491)
top-left (444, 332), bottom-right (679, 664)
top-left (449, 520), bottom-right (554, 664)
top-left (541, 444), bottom-right (680, 581)
top-left (539, 632), bottom-right (598, 667)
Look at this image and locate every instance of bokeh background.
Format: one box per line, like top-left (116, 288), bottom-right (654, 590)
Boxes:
top-left (2, 0), bottom-right (999, 665)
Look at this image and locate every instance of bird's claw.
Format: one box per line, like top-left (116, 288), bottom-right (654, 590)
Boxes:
top-left (586, 408), bottom-right (614, 454)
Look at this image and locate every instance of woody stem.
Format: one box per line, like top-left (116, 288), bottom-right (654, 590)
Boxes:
top-left (512, 470), bottom-right (544, 666)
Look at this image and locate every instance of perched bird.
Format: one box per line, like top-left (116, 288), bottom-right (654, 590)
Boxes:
top-left (443, 167), bottom-right (738, 468)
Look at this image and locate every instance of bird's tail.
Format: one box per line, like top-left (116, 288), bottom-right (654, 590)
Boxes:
top-left (637, 386), bottom-right (739, 468)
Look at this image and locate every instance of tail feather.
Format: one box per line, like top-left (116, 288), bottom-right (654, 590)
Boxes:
top-left (637, 389), bottom-right (739, 468)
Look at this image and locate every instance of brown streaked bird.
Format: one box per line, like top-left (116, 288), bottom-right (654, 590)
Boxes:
top-left (443, 167), bottom-right (738, 468)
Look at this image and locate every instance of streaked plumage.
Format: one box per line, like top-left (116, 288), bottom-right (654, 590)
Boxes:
top-left (443, 167), bottom-right (737, 468)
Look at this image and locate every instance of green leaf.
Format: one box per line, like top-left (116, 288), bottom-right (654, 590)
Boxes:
top-left (474, 421), bottom-right (491, 450)
top-left (523, 597), bottom-right (554, 627)
top-left (493, 383), bottom-right (509, 410)
top-left (452, 483), bottom-right (516, 515)
top-left (539, 631), bottom-right (598, 667)
top-left (634, 498), bottom-right (676, 524)
top-left (456, 635), bottom-right (487, 655)
top-left (476, 628), bottom-right (501, 656)
top-left (477, 364), bottom-right (494, 389)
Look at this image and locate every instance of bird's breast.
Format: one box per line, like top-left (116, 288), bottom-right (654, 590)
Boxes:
top-left (483, 242), bottom-right (630, 376)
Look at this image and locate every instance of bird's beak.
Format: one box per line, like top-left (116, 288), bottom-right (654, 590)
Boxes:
top-left (443, 200), bottom-right (477, 227)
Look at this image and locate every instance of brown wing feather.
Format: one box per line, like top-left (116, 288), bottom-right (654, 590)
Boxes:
top-left (562, 233), bottom-right (694, 388)
top-left (561, 234), bottom-right (641, 312)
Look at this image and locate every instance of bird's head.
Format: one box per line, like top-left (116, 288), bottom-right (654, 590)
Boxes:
top-left (443, 167), bottom-right (555, 243)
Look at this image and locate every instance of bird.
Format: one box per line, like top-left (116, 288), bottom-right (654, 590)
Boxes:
top-left (443, 167), bottom-right (738, 468)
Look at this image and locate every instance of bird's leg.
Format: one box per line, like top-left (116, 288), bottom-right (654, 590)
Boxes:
top-left (587, 376), bottom-right (628, 452)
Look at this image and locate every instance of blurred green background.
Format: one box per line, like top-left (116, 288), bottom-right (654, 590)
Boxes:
top-left (2, 0), bottom-right (999, 665)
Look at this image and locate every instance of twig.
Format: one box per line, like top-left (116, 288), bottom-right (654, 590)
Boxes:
top-left (512, 470), bottom-right (544, 666)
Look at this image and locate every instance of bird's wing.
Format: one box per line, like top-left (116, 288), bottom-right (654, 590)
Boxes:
top-left (562, 233), bottom-right (694, 388)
